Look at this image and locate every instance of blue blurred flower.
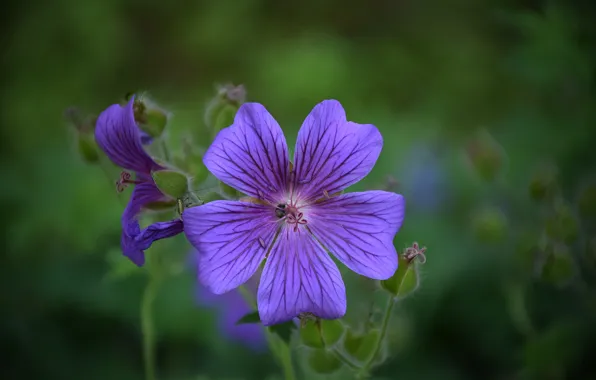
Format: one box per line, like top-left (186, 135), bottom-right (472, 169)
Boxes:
top-left (192, 251), bottom-right (266, 350)
top-left (398, 143), bottom-right (447, 212)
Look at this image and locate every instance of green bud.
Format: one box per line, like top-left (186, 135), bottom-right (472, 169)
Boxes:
top-left (380, 254), bottom-right (419, 298)
top-left (545, 201), bottom-right (579, 244)
top-left (205, 84), bottom-right (245, 136)
top-left (464, 129), bottom-right (506, 182)
top-left (541, 244), bottom-right (574, 285)
top-left (77, 133), bottom-right (100, 164)
top-left (132, 96), bottom-right (169, 138)
top-left (471, 207), bottom-right (508, 244)
top-left (138, 108), bottom-right (168, 138)
top-left (307, 349), bottom-right (342, 374)
top-left (578, 183), bottom-right (596, 222)
top-left (213, 104), bottom-right (238, 138)
top-left (152, 170), bottom-right (189, 199)
top-left (529, 164), bottom-right (559, 202)
top-left (220, 181), bottom-right (240, 198)
top-left (344, 329), bottom-right (380, 362)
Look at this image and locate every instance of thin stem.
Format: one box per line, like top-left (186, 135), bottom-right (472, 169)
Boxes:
top-left (141, 277), bottom-right (158, 380)
top-left (331, 348), bottom-right (361, 371)
top-left (358, 295), bottom-right (395, 377)
top-left (237, 285), bottom-right (296, 380)
top-left (160, 139), bottom-right (170, 162)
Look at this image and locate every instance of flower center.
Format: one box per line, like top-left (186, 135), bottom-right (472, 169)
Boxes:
top-left (275, 203), bottom-right (308, 232)
top-left (116, 171), bottom-right (142, 192)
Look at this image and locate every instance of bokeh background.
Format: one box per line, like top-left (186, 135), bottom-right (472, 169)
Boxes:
top-left (2, 0), bottom-right (596, 379)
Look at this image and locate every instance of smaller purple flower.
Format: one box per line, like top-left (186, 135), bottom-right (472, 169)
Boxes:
top-left (194, 255), bottom-right (266, 350)
top-left (95, 96), bottom-right (183, 266)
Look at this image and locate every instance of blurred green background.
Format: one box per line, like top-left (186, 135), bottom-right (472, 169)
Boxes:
top-left (2, 0), bottom-right (596, 379)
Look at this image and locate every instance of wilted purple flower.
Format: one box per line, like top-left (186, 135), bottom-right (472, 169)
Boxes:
top-left (95, 96), bottom-right (183, 266)
top-left (183, 100), bottom-right (405, 326)
top-left (193, 252), bottom-right (266, 350)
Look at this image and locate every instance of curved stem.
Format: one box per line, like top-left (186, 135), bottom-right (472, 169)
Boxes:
top-left (359, 295), bottom-right (395, 377)
top-left (331, 348), bottom-right (360, 371)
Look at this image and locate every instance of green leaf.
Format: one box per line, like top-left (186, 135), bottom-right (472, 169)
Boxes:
top-left (236, 311), bottom-right (261, 325)
top-left (220, 181), bottom-right (240, 198)
top-left (268, 320), bottom-right (296, 344)
top-left (152, 170), bottom-right (189, 199)
top-left (307, 349), bottom-right (342, 374)
top-left (380, 255), bottom-right (419, 298)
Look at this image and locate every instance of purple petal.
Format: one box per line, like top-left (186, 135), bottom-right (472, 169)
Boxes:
top-left (120, 178), bottom-right (179, 266)
top-left (203, 103), bottom-right (290, 203)
top-left (95, 97), bottom-right (162, 174)
top-left (121, 219), bottom-right (183, 266)
top-left (183, 201), bottom-right (278, 294)
top-left (257, 227), bottom-right (346, 326)
top-left (307, 191), bottom-right (405, 280)
top-left (292, 100), bottom-right (383, 204)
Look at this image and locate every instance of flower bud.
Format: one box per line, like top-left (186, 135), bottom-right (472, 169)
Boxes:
top-left (204, 84), bottom-right (246, 138)
top-left (464, 129), bottom-right (506, 182)
top-left (545, 200), bottom-right (579, 244)
top-left (131, 95), bottom-right (169, 138)
top-left (540, 243), bottom-right (574, 285)
top-left (528, 164), bottom-right (559, 202)
top-left (344, 329), bottom-right (380, 362)
top-left (380, 242), bottom-right (425, 298)
top-left (152, 170), bottom-right (189, 199)
top-left (307, 349), bottom-right (342, 374)
top-left (471, 207), bottom-right (508, 244)
top-left (77, 133), bottom-right (100, 164)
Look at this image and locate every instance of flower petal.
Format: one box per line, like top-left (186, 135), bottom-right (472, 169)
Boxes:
top-left (307, 191), bottom-right (405, 280)
top-left (257, 227), bottom-right (346, 326)
top-left (203, 103), bottom-right (290, 203)
top-left (120, 178), bottom-right (172, 266)
top-left (95, 97), bottom-right (161, 173)
top-left (183, 201), bottom-right (278, 294)
top-left (293, 100), bottom-right (383, 204)
top-left (121, 219), bottom-right (183, 266)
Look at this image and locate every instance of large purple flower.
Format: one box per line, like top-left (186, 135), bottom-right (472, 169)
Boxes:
top-left (95, 97), bottom-right (184, 266)
top-left (183, 100), bottom-right (405, 326)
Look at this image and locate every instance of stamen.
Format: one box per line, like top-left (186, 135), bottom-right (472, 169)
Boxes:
top-left (115, 171), bottom-right (141, 192)
top-left (258, 238), bottom-right (266, 249)
top-left (323, 190), bottom-right (330, 199)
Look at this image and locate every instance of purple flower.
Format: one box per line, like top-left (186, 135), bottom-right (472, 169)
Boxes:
top-left (95, 96), bottom-right (184, 266)
top-left (193, 254), bottom-right (266, 349)
top-left (183, 100), bottom-right (405, 326)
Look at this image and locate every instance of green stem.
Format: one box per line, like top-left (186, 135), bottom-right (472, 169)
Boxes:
top-left (141, 278), bottom-right (158, 380)
top-left (160, 139), bottom-right (170, 162)
top-left (331, 348), bottom-right (361, 371)
top-left (359, 295), bottom-right (395, 377)
top-left (237, 285), bottom-right (296, 380)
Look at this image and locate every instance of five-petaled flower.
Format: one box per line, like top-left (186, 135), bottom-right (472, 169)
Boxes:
top-left (183, 100), bottom-right (405, 326)
top-left (95, 96), bottom-right (184, 266)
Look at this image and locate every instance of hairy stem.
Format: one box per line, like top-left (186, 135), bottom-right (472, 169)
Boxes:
top-left (359, 295), bottom-right (395, 377)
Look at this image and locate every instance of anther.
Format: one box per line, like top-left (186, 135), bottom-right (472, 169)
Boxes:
top-left (323, 190), bottom-right (330, 199)
top-left (258, 238), bottom-right (266, 249)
